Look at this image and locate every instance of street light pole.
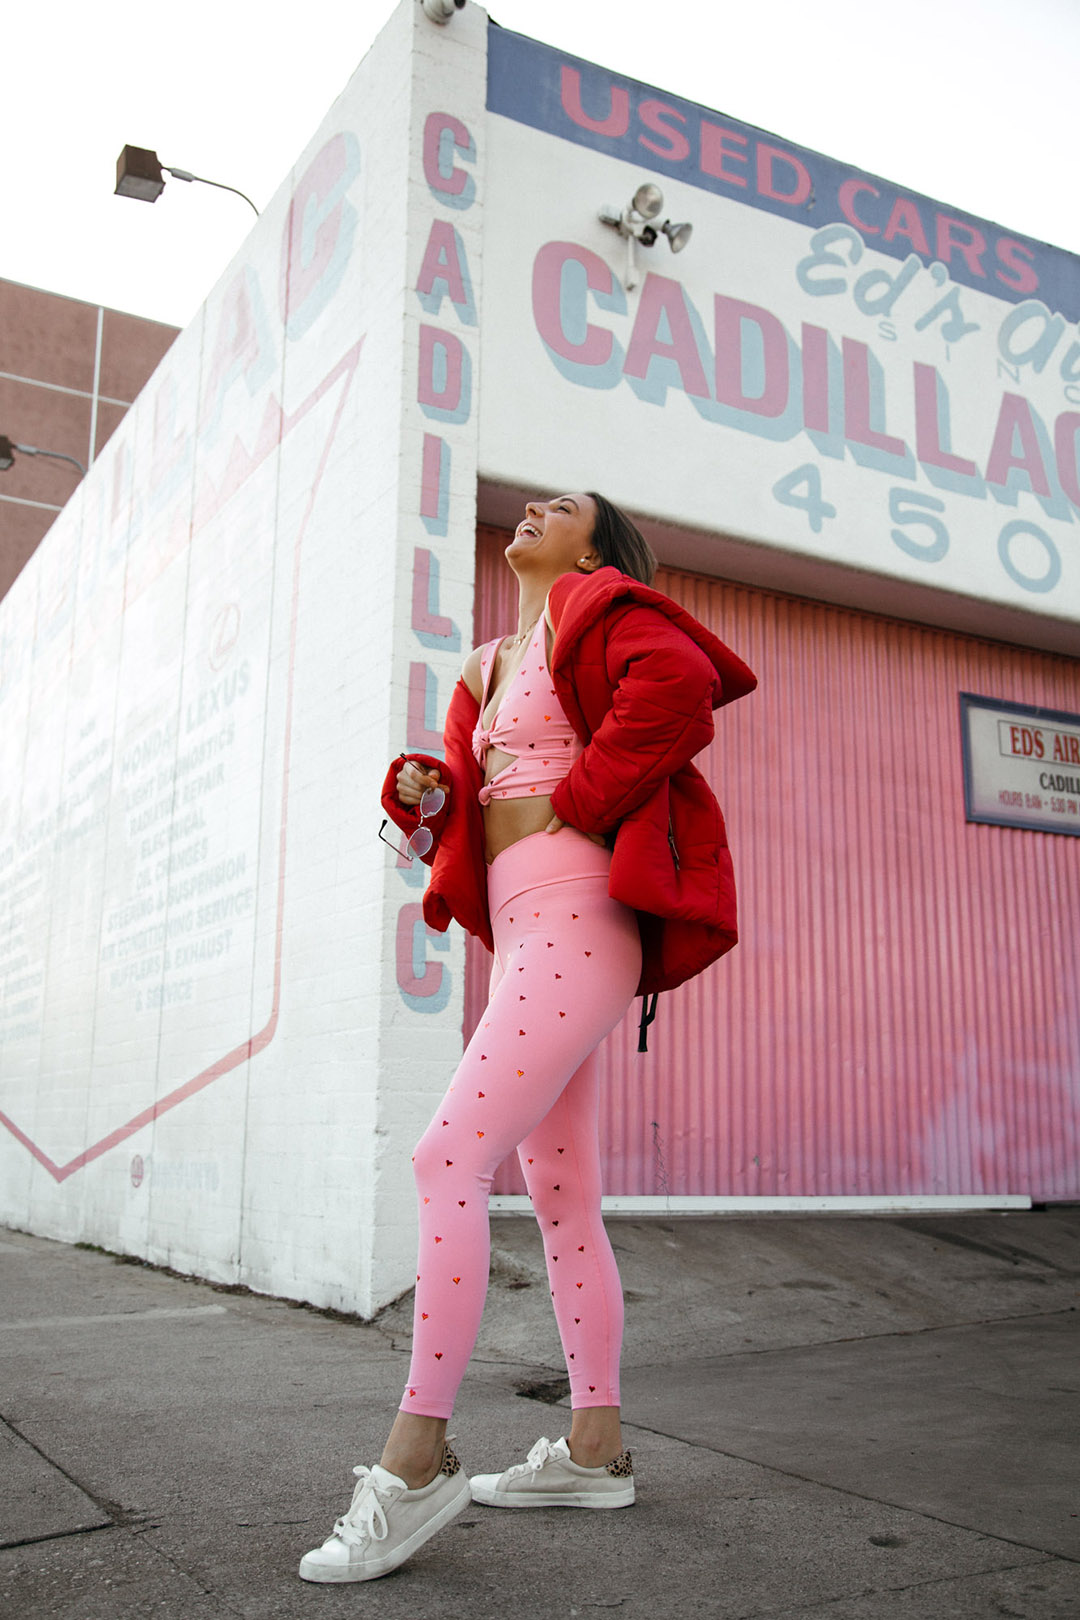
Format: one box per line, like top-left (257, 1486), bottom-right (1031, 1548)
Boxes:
top-left (160, 166), bottom-right (259, 217)
top-left (0, 436), bottom-right (86, 478)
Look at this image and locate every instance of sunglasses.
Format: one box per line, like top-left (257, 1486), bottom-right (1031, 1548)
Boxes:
top-left (378, 785), bottom-right (446, 862)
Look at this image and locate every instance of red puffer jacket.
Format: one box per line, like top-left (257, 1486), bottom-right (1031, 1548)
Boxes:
top-left (381, 566), bottom-right (756, 995)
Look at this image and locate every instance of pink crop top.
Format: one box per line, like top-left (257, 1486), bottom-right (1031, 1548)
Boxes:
top-left (471, 618), bottom-right (582, 805)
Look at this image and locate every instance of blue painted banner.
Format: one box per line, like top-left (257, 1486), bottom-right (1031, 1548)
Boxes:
top-left (487, 23), bottom-right (1080, 323)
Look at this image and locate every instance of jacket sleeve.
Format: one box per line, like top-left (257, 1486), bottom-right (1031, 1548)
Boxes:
top-left (380, 751), bottom-right (449, 865)
top-left (549, 605), bottom-right (720, 835)
top-left (379, 680), bottom-right (480, 865)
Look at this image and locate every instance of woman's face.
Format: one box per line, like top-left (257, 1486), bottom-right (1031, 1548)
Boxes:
top-left (505, 494), bottom-right (600, 577)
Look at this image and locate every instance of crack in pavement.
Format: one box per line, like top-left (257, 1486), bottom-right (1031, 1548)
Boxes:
top-left (0, 1411), bottom-right (129, 1538)
top-left (605, 1413), bottom-right (1080, 1569)
top-left (0, 1305), bottom-right (229, 1333)
top-left (0, 1521), bottom-right (115, 1553)
top-left (622, 1302), bottom-right (1080, 1365)
top-left (131, 1529), bottom-right (248, 1618)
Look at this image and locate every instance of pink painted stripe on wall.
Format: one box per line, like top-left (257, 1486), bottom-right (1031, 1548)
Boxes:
top-left (469, 525), bottom-right (1080, 1201)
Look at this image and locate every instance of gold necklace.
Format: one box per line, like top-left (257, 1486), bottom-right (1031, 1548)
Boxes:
top-left (509, 616), bottom-right (540, 647)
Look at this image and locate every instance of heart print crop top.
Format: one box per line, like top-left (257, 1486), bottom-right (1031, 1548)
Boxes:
top-left (471, 618), bottom-right (583, 805)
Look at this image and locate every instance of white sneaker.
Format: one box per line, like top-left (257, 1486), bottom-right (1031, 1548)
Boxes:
top-left (298, 1444), bottom-right (470, 1583)
top-left (470, 1435), bottom-right (634, 1509)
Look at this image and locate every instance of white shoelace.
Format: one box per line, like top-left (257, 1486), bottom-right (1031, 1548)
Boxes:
top-left (504, 1435), bottom-right (561, 1480)
top-left (331, 1466), bottom-right (392, 1549)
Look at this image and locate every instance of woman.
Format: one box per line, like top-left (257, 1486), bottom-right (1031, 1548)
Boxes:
top-left (300, 493), bottom-right (755, 1583)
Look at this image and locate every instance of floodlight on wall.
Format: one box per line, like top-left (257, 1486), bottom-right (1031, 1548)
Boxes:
top-left (662, 220), bottom-right (694, 253)
top-left (0, 435), bottom-right (86, 478)
top-left (115, 145), bottom-right (259, 216)
top-left (422, 0), bottom-right (466, 21)
top-left (599, 182), bottom-right (693, 289)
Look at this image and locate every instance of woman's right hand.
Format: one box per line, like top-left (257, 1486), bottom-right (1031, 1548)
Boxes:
top-left (396, 760), bottom-right (446, 807)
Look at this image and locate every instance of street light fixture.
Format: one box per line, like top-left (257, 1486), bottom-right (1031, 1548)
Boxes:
top-left (599, 182), bottom-right (693, 289)
top-left (115, 145), bottom-right (259, 217)
top-left (0, 436), bottom-right (86, 478)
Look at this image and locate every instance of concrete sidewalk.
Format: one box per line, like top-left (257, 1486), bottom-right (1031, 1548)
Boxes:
top-left (1, 1209), bottom-right (1077, 1618)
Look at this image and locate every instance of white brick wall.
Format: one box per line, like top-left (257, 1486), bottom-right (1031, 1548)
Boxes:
top-left (0, 0), bottom-right (488, 1318)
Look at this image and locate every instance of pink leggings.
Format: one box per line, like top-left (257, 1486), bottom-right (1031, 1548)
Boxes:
top-left (401, 828), bottom-right (642, 1419)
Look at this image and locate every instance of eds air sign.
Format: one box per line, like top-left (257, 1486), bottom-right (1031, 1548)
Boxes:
top-left (481, 25), bottom-right (1080, 633)
top-left (961, 693), bottom-right (1080, 836)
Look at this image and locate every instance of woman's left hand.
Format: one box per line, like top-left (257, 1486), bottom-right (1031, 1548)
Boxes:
top-left (544, 814), bottom-right (606, 847)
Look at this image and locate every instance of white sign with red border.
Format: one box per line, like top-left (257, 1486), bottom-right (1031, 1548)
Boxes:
top-left (960, 693), bottom-right (1080, 835)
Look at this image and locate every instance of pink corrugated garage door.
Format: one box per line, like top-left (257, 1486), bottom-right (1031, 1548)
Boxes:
top-left (468, 524), bottom-right (1080, 1201)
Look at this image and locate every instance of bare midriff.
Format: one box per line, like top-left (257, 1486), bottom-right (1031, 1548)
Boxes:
top-left (481, 755), bottom-right (558, 864)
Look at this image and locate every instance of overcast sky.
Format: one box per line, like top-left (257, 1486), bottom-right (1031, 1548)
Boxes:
top-left (4, 0), bottom-right (1077, 330)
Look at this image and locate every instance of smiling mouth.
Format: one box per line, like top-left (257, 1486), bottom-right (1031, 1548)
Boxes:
top-left (516, 521), bottom-right (542, 539)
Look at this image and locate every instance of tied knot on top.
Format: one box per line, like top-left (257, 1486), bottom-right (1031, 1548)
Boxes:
top-left (472, 726), bottom-right (493, 763)
top-left (478, 759), bottom-right (521, 806)
top-left (472, 716), bottom-right (512, 804)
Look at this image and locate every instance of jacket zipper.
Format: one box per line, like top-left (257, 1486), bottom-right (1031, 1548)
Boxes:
top-left (668, 818), bottom-right (680, 871)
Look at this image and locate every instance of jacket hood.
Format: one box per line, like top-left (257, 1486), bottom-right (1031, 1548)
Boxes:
top-left (548, 567), bottom-right (757, 709)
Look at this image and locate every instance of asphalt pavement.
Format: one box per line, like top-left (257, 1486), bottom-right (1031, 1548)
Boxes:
top-left (2, 1207), bottom-right (1078, 1619)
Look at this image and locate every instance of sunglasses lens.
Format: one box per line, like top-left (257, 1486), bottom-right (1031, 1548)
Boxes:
top-left (379, 784), bottom-right (444, 863)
